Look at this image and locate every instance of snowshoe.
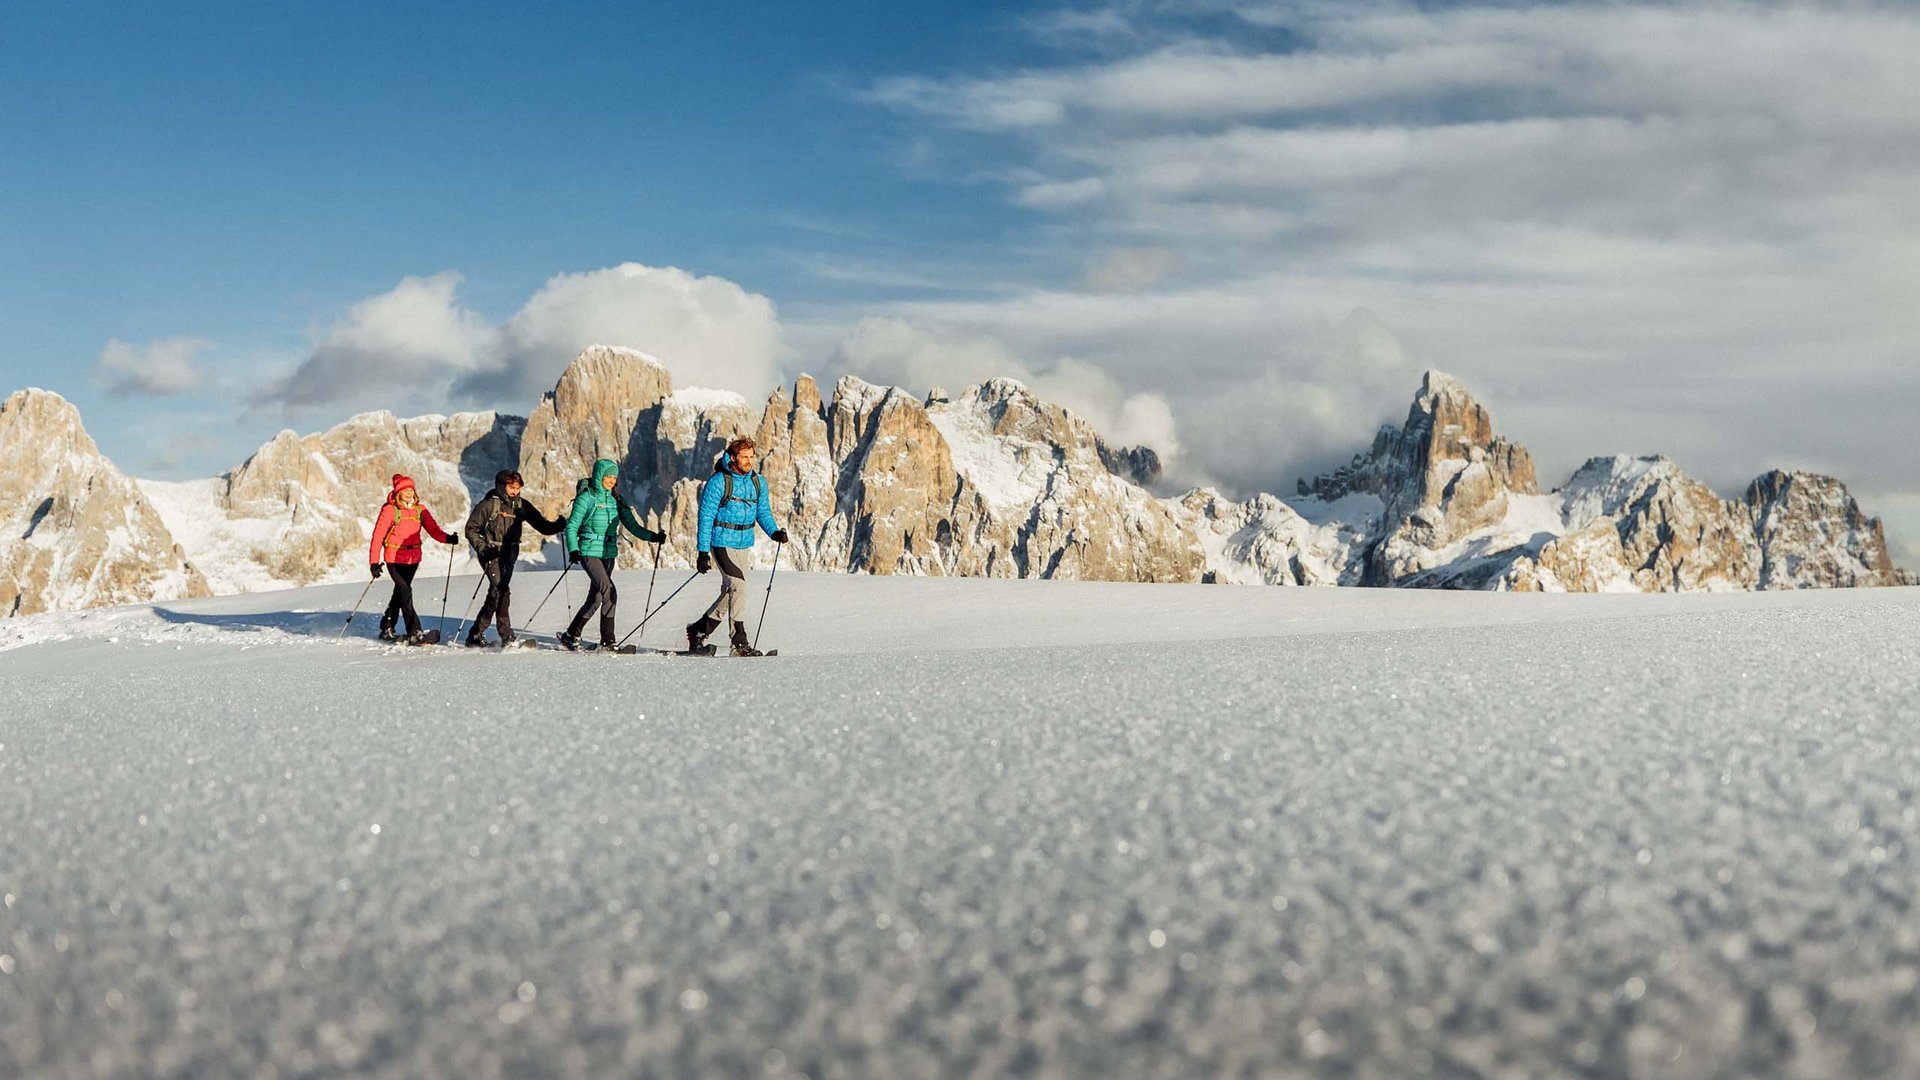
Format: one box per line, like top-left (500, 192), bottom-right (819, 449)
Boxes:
top-left (406, 629), bottom-right (442, 646)
top-left (463, 633), bottom-right (489, 649)
top-left (597, 641), bottom-right (641, 655)
top-left (731, 643), bottom-right (766, 657)
top-left (677, 644), bottom-right (718, 657)
top-left (556, 630), bottom-right (581, 651)
top-left (378, 628), bottom-right (399, 643)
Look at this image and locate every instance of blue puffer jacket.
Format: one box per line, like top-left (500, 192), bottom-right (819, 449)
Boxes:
top-left (697, 451), bottom-right (780, 552)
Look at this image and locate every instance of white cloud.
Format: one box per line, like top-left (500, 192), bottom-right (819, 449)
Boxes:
top-left (95, 337), bottom-right (212, 397)
top-left (267, 272), bottom-right (489, 409)
top-left (857, 0), bottom-right (1920, 505)
top-left (259, 264), bottom-right (783, 414)
top-left (463, 263), bottom-right (782, 403)
top-left (829, 316), bottom-right (1184, 469)
top-left (1078, 246), bottom-right (1185, 292)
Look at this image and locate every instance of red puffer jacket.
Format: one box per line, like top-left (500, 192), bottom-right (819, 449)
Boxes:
top-left (369, 474), bottom-right (453, 567)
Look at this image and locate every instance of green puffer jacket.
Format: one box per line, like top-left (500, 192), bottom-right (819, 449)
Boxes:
top-left (564, 459), bottom-right (662, 559)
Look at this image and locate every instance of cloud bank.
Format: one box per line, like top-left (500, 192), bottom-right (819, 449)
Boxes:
top-left (262, 264), bottom-right (782, 417)
top-left (95, 337), bottom-right (212, 397)
top-left (234, 2), bottom-right (1920, 556)
top-left (861, 0), bottom-right (1920, 502)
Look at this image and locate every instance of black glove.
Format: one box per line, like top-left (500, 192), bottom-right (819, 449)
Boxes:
top-left (446, 534), bottom-right (459, 547)
top-left (370, 564), bottom-right (383, 579)
top-left (568, 551), bottom-right (582, 565)
top-left (697, 552), bottom-right (712, 574)
top-left (770, 529), bottom-right (790, 545)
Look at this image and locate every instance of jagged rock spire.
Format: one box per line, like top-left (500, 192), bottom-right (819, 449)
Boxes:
top-left (0, 388), bottom-right (209, 614)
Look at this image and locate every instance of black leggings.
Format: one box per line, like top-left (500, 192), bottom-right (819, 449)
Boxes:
top-left (381, 563), bottom-right (422, 636)
top-left (568, 555), bottom-right (618, 640)
top-left (475, 557), bottom-right (516, 635)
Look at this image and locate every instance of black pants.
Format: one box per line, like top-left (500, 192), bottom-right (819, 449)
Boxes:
top-left (473, 557), bottom-right (515, 638)
top-left (380, 563), bottom-right (422, 636)
top-left (567, 555), bottom-right (618, 643)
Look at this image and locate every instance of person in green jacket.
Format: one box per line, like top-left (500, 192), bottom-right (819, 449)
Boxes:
top-left (559, 458), bottom-right (664, 651)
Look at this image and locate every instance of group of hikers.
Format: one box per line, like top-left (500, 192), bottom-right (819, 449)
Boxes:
top-left (363, 436), bottom-right (788, 657)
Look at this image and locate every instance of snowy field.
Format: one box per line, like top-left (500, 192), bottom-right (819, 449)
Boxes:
top-left (3, 572), bottom-right (1920, 1079)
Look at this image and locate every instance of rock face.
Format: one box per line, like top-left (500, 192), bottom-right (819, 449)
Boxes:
top-left (515, 344), bottom-right (676, 519)
top-left (1215, 373), bottom-right (1912, 594)
top-left (1299, 371), bottom-right (1541, 585)
top-left (1173, 490), bottom-right (1375, 586)
top-left (515, 354), bottom-right (1207, 581)
top-left (10, 352), bottom-right (1912, 613)
top-left (1745, 470), bottom-right (1911, 589)
top-left (145, 410), bottom-right (521, 593)
top-left (0, 389), bottom-right (208, 616)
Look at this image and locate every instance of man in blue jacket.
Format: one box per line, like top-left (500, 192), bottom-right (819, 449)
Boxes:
top-left (689, 436), bottom-right (788, 656)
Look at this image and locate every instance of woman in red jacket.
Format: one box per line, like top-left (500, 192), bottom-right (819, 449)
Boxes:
top-left (369, 474), bottom-right (458, 643)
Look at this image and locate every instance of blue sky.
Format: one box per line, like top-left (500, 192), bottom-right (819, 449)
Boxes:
top-left (3, 0), bottom-right (1029, 368)
top-left (5, 1), bottom-right (1920, 563)
top-left (1, 0), bottom-right (1053, 462)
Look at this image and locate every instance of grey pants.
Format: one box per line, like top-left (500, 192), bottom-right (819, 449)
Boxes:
top-left (567, 555), bottom-right (618, 642)
top-left (700, 548), bottom-right (747, 627)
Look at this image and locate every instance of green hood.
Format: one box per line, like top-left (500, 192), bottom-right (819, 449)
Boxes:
top-left (591, 458), bottom-right (619, 490)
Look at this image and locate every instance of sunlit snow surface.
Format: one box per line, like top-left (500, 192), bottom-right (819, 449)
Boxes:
top-left (3, 574), bottom-right (1919, 1079)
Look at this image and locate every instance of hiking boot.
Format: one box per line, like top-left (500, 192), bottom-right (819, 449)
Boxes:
top-left (556, 630), bottom-right (581, 651)
top-left (729, 622), bottom-right (762, 657)
top-left (497, 631), bottom-right (518, 649)
top-left (464, 632), bottom-right (489, 648)
top-left (687, 617), bottom-right (718, 652)
top-left (378, 627), bottom-right (399, 642)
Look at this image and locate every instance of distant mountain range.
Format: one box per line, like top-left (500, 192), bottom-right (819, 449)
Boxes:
top-left (2, 348), bottom-right (1909, 616)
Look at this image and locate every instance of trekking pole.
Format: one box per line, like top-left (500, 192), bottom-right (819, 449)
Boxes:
top-left (452, 575), bottom-right (485, 641)
top-left (640, 541), bottom-right (661, 631)
top-left (752, 542), bottom-right (782, 651)
top-left (616, 569), bottom-right (701, 649)
top-left (438, 542), bottom-right (457, 634)
top-left (522, 562), bottom-right (574, 629)
top-left (338, 578), bottom-right (377, 639)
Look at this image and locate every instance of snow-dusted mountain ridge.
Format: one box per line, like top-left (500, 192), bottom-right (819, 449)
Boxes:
top-left (7, 349), bottom-right (1911, 612)
top-left (0, 389), bottom-right (209, 616)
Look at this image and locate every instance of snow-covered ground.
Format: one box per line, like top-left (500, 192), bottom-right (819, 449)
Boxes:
top-left (4, 574), bottom-right (1919, 1078)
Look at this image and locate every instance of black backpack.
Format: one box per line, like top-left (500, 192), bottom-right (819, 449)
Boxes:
top-left (718, 467), bottom-right (763, 510)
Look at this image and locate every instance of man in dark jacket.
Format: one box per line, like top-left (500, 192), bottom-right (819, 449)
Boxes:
top-left (462, 469), bottom-right (564, 647)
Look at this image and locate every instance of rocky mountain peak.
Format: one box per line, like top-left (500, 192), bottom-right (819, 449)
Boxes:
top-left (3, 386), bottom-right (84, 439)
top-left (1, 388), bottom-right (209, 615)
top-left (12, 356), bottom-right (1912, 613)
top-left (1745, 470), bottom-right (1909, 588)
top-left (516, 345), bottom-right (675, 504)
top-left (1302, 370), bottom-right (1536, 514)
top-left (1296, 369), bottom-right (1541, 583)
